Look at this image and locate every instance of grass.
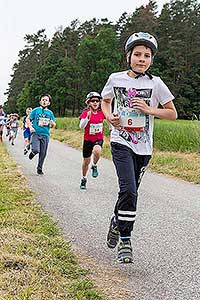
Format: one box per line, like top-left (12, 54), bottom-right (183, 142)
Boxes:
top-left (52, 117), bottom-right (200, 184)
top-left (0, 143), bottom-right (102, 299)
top-left (153, 119), bottom-right (200, 153)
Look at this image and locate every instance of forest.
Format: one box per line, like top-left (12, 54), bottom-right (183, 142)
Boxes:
top-left (4, 0), bottom-right (200, 119)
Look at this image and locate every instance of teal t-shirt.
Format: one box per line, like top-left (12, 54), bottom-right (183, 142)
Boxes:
top-left (30, 107), bottom-right (56, 136)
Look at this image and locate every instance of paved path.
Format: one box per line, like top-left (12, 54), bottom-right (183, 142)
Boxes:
top-left (4, 131), bottom-right (200, 300)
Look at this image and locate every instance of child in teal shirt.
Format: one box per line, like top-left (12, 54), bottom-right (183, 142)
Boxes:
top-left (27, 94), bottom-right (56, 175)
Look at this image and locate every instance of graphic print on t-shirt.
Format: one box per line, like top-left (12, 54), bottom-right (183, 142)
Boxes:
top-left (113, 87), bottom-right (152, 144)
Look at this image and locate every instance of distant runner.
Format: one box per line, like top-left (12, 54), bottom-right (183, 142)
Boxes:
top-left (79, 92), bottom-right (105, 189)
top-left (0, 105), bottom-right (6, 142)
top-left (23, 107), bottom-right (32, 155)
top-left (27, 94), bottom-right (56, 175)
top-left (8, 113), bottom-right (20, 146)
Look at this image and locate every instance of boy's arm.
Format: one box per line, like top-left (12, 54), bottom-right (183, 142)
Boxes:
top-left (50, 119), bottom-right (56, 128)
top-left (26, 115), bottom-right (35, 132)
top-left (153, 101), bottom-right (177, 120)
top-left (101, 98), bottom-right (120, 127)
top-left (131, 98), bottom-right (177, 120)
top-left (50, 112), bottom-right (56, 128)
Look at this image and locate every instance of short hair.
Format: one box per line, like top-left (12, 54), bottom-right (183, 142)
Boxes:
top-left (39, 93), bottom-right (52, 101)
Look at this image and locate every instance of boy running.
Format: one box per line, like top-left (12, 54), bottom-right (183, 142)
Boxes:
top-left (23, 107), bottom-right (32, 155)
top-left (101, 32), bottom-right (177, 263)
top-left (79, 92), bottom-right (105, 189)
top-left (27, 94), bottom-right (56, 175)
top-left (8, 113), bottom-right (19, 145)
top-left (0, 105), bottom-right (6, 142)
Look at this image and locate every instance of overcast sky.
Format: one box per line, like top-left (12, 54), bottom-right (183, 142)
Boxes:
top-left (0, 0), bottom-right (172, 105)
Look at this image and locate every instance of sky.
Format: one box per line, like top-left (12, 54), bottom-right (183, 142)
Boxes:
top-left (0, 0), bottom-right (171, 105)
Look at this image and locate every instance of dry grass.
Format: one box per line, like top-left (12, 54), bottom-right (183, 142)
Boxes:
top-left (0, 144), bottom-right (102, 299)
top-left (150, 151), bottom-right (200, 184)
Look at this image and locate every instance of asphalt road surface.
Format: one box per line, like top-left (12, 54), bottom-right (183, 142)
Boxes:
top-left (4, 130), bottom-right (200, 300)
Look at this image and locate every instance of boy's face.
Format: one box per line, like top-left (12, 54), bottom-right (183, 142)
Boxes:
top-left (26, 108), bottom-right (32, 115)
top-left (128, 45), bottom-right (152, 73)
top-left (40, 96), bottom-right (50, 108)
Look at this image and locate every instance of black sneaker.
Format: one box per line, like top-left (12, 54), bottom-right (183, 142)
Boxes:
top-left (24, 148), bottom-right (28, 155)
top-left (107, 216), bottom-right (119, 248)
top-left (80, 178), bottom-right (87, 189)
top-left (24, 144), bottom-right (30, 155)
top-left (117, 239), bottom-right (133, 263)
top-left (91, 165), bottom-right (98, 178)
top-left (29, 152), bottom-right (35, 160)
top-left (37, 169), bottom-right (44, 175)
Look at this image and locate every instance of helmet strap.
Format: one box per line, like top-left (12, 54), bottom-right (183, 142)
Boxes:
top-left (128, 49), bottom-right (153, 80)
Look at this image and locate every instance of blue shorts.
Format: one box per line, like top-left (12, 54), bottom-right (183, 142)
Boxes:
top-left (23, 128), bottom-right (31, 139)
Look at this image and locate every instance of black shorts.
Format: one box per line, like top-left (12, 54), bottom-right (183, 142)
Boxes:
top-left (83, 140), bottom-right (103, 158)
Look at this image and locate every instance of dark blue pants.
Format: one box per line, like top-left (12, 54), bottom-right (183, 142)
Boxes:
top-left (111, 142), bottom-right (151, 237)
top-left (31, 134), bottom-right (49, 171)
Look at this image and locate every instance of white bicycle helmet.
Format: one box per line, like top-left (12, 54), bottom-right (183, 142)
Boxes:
top-left (125, 32), bottom-right (158, 56)
top-left (85, 92), bottom-right (102, 104)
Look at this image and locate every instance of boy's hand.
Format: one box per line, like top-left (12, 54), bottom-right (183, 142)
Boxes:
top-left (50, 120), bottom-right (56, 128)
top-left (132, 98), bottom-right (151, 114)
top-left (30, 126), bottom-right (35, 133)
top-left (106, 113), bottom-right (120, 127)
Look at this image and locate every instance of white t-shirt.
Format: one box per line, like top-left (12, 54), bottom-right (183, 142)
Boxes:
top-left (101, 70), bottom-right (174, 155)
top-left (0, 113), bottom-right (5, 125)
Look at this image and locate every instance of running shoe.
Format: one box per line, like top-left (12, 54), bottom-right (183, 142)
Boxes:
top-left (91, 165), bottom-right (98, 178)
top-left (80, 177), bottom-right (87, 189)
top-left (29, 151), bottom-right (35, 160)
top-left (24, 148), bottom-right (28, 155)
top-left (117, 239), bottom-right (133, 263)
top-left (37, 169), bottom-right (44, 175)
top-left (107, 216), bottom-right (119, 248)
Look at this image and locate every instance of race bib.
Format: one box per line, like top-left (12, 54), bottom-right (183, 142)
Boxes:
top-left (38, 117), bottom-right (50, 127)
top-left (89, 123), bottom-right (103, 135)
top-left (119, 108), bottom-right (146, 132)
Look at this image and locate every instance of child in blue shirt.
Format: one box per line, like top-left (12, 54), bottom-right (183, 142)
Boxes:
top-left (23, 107), bottom-right (32, 155)
top-left (27, 94), bottom-right (56, 175)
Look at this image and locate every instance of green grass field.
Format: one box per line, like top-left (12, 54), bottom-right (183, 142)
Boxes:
top-left (52, 118), bottom-right (200, 184)
top-left (153, 119), bottom-right (200, 153)
top-left (55, 118), bottom-right (200, 153)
